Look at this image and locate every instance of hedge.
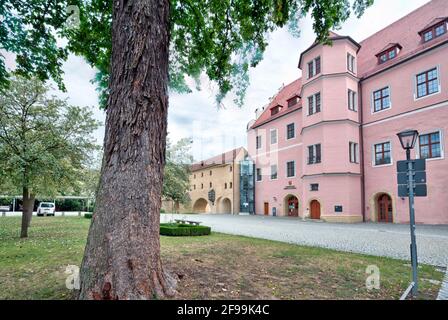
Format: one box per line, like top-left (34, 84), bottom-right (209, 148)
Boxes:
top-left (160, 223), bottom-right (211, 236)
top-left (84, 213), bottom-right (93, 219)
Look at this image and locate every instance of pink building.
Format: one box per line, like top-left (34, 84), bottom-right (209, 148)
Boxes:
top-left (247, 0), bottom-right (448, 224)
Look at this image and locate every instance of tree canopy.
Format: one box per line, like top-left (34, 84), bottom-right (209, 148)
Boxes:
top-left (1, 0), bottom-right (374, 107)
top-left (0, 75), bottom-right (100, 198)
top-left (163, 137), bottom-right (193, 206)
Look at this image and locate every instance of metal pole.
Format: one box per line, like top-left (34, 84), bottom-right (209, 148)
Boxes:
top-left (407, 148), bottom-right (418, 296)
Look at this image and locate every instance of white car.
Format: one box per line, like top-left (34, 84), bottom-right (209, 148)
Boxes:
top-left (37, 202), bottom-right (56, 216)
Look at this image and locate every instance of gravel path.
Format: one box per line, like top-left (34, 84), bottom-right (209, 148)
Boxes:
top-left (161, 214), bottom-right (448, 267)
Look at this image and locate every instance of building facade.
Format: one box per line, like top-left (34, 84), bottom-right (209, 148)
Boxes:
top-left (188, 147), bottom-right (247, 214)
top-left (247, 0), bottom-right (448, 224)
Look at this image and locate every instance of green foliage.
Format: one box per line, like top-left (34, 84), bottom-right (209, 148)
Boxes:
top-left (0, 75), bottom-right (101, 198)
top-left (1, 0), bottom-right (374, 108)
top-left (163, 137), bottom-right (193, 206)
top-left (0, 0), bottom-right (72, 90)
top-left (84, 213), bottom-right (93, 219)
top-left (160, 223), bottom-right (211, 236)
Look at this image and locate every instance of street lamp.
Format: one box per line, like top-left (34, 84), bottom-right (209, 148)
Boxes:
top-left (397, 130), bottom-right (419, 160)
top-left (397, 129), bottom-right (419, 298)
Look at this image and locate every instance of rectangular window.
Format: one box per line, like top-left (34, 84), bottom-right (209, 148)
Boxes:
top-left (270, 129), bottom-right (278, 145)
top-left (416, 68), bottom-right (439, 98)
top-left (347, 53), bottom-right (355, 73)
top-left (270, 106), bottom-right (280, 116)
top-left (349, 142), bottom-right (359, 163)
top-left (348, 89), bottom-right (357, 111)
top-left (374, 142), bottom-right (391, 166)
top-left (270, 165), bottom-right (278, 180)
top-left (436, 24), bottom-right (446, 37)
top-left (286, 161), bottom-right (295, 178)
top-left (419, 132), bottom-right (441, 159)
top-left (308, 92), bottom-right (321, 115)
top-left (422, 22), bottom-right (447, 42)
top-left (308, 144), bottom-right (322, 164)
top-left (210, 182), bottom-right (212, 188)
top-left (287, 123), bottom-right (295, 140)
top-left (287, 96), bottom-right (298, 108)
top-left (256, 135), bottom-right (262, 149)
top-left (256, 168), bottom-right (262, 181)
top-left (373, 87), bottom-right (391, 112)
top-left (310, 183), bottom-right (319, 191)
top-left (424, 30), bottom-right (433, 42)
top-left (230, 182), bottom-right (232, 189)
top-left (308, 57), bottom-right (321, 78)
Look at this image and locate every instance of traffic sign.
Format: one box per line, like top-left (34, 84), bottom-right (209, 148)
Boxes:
top-left (397, 159), bottom-right (425, 173)
top-left (397, 171), bottom-right (426, 185)
top-left (398, 184), bottom-right (427, 197)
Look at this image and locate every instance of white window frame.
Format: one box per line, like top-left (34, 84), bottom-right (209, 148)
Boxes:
top-left (372, 140), bottom-right (393, 168)
top-left (415, 129), bottom-right (444, 161)
top-left (308, 56), bottom-right (321, 79)
top-left (347, 53), bottom-right (356, 74)
top-left (270, 164), bottom-right (278, 180)
top-left (413, 65), bottom-right (441, 101)
top-left (308, 92), bottom-right (321, 116)
top-left (256, 168), bottom-right (263, 182)
top-left (348, 89), bottom-right (357, 112)
top-left (371, 85), bottom-right (392, 114)
top-left (307, 144), bottom-right (322, 165)
top-left (256, 135), bottom-right (262, 149)
top-left (286, 123), bottom-right (296, 140)
top-left (270, 128), bottom-right (278, 145)
top-left (286, 160), bottom-right (296, 178)
top-left (349, 142), bottom-right (359, 163)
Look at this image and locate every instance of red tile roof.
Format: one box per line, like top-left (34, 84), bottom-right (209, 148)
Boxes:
top-left (358, 0), bottom-right (448, 79)
top-left (190, 147), bottom-right (245, 172)
top-left (250, 78), bottom-right (302, 129)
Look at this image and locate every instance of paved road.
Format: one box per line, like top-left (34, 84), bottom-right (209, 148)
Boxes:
top-left (162, 214), bottom-right (448, 267)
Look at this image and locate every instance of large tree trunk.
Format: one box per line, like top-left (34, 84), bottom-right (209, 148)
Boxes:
top-left (78, 0), bottom-right (176, 300)
top-left (20, 187), bottom-right (35, 238)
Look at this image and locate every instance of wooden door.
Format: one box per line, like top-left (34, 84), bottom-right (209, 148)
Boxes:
top-left (264, 202), bottom-right (269, 216)
top-left (377, 194), bottom-right (393, 223)
top-left (310, 200), bottom-right (321, 220)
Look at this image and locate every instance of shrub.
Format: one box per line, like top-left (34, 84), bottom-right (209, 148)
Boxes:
top-left (160, 208), bottom-right (166, 213)
top-left (84, 213), bottom-right (93, 219)
top-left (160, 223), bottom-right (211, 236)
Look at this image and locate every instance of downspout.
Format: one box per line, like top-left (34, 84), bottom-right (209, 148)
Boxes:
top-left (358, 79), bottom-right (366, 222)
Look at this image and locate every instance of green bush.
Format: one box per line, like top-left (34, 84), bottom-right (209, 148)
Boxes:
top-left (160, 208), bottom-right (166, 213)
top-left (160, 223), bottom-right (211, 236)
top-left (84, 213), bottom-right (93, 219)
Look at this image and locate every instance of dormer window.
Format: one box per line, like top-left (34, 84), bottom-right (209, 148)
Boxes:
top-left (270, 105), bottom-right (282, 116)
top-left (287, 96), bottom-right (299, 108)
top-left (419, 18), bottom-right (447, 43)
top-left (376, 44), bottom-right (401, 64)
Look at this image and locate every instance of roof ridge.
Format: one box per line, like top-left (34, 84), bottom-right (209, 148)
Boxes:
top-left (360, 0), bottom-right (434, 44)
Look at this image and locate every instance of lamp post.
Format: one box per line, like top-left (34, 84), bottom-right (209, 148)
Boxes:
top-left (397, 129), bottom-right (419, 297)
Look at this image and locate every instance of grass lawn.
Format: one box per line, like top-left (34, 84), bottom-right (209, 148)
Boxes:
top-left (0, 216), bottom-right (444, 300)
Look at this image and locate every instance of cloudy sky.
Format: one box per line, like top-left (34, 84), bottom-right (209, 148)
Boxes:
top-left (4, 0), bottom-right (430, 162)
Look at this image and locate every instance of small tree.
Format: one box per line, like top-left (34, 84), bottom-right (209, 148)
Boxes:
top-left (0, 75), bottom-right (100, 237)
top-left (163, 138), bottom-right (193, 212)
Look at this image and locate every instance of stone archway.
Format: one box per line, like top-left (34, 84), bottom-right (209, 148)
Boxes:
top-left (284, 194), bottom-right (299, 217)
top-left (193, 198), bottom-right (210, 213)
top-left (217, 197), bottom-right (232, 214)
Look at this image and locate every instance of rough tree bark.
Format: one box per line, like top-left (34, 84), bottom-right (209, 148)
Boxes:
top-left (78, 0), bottom-right (176, 299)
top-left (20, 187), bottom-right (35, 238)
